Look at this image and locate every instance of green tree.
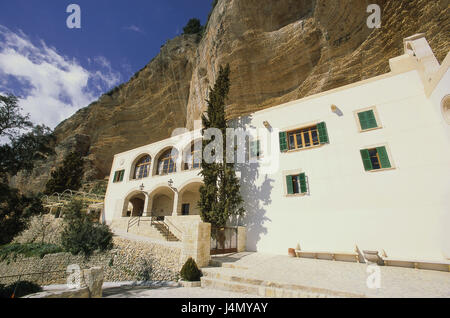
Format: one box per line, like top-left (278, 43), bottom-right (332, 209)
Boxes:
top-left (60, 200), bottom-right (113, 257)
top-left (0, 183), bottom-right (44, 245)
top-left (198, 65), bottom-right (245, 229)
top-left (44, 152), bottom-right (84, 195)
top-left (0, 94), bottom-right (53, 245)
top-left (0, 94), bottom-right (32, 139)
top-left (183, 18), bottom-right (203, 35)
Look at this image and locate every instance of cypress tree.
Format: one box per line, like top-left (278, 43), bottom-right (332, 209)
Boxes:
top-left (198, 65), bottom-right (245, 229)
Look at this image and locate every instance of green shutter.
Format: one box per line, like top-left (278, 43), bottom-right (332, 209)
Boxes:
top-left (299, 173), bottom-right (307, 194)
top-left (360, 149), bottom-right (373, 171)
top-left (119, 170), bottom-right (125, 182)
top-left (250, 140), bottom-right (260, 158)
top-left (279, 132), bottom-right (288, 152)
top-left (376, 147), bottom-right (391, 169)
top-left (113, 171), bottom-right (118, 183)
top-left (286, 175), bottom-right (294, 194)
top-left (358, 110), bottom-right (378, 130)
top-left (317, 122), bottom-right (329, 144)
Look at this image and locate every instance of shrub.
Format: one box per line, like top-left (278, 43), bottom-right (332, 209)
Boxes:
top-left (60, 200), bottom-right (113, 257)
top-left (0, 243), bottom-right (63, 262)
top-left (180, 257), bottom-right (202, 282)
top-left (0, 281), bottom-right (42, 298)
top-left (183, 18), bottom-right (203, 35)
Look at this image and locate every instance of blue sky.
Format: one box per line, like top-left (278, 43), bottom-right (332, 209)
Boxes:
top-left (0, 0), bottom-right (212, 129)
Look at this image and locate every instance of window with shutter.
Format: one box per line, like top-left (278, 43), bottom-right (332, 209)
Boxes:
top-left (284, 123), bottom-right (328, 152)
top-left (279, 132), bottom-right (288, 152)
top-left (360, 146), bottom-right (393, 171)
top-left (317, 122), bottom-right (329, 144)
top-left (286, 175), bottom-right (294, 194)
top-left (376, 146), bottom-right (391, 169)
top-left (299, 173), bottom-right (307, 194)
top-left (113, 170), bottom-right (125, 183)
top-left (250, 140), bottom-right (261, 158)
top-left (357, 109), bottom-right (380, 131)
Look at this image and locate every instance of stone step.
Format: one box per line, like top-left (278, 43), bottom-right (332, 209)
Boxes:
top-left (201, 268), bottom-right (365, 298)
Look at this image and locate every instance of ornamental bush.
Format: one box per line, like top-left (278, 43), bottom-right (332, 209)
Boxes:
top-left (180, 257), bottom-right (202, 282)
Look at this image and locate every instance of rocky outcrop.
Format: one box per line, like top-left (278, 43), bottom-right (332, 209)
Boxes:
top-left (13, 0), bottom-right (449, 193)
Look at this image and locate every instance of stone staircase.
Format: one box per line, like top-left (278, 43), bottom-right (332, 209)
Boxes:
top-left (201, 259), bottom-right (365, 298)
top-left (111, 217), bottom-right (180, 242)
top-left (151, 222), bottom-right (179, 242)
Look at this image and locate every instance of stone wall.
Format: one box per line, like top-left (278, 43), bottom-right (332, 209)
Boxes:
top-left (0, 237), bottom-right (182, 286)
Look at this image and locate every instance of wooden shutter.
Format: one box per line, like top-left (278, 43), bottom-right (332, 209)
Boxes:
top-left (376, 147), bottom-right (391, 169)
top-left (317, 122), bottom-right (329, 144)
top-left (250, 140), bottom-right (259, 158)
top-left (279, 132), bottom-right (288, 152)
top-left (286, 175), bottom-right (294, 194)
top-left (113, 171), bottom-right (118, 183)
top-left (358, 110), bottom-right (378, 130)
top-left (299, 173), bottom-right (307, 194)
top-left (119, 170), bottom-right (125, 182)
top-left (360, 149), bottom-right (373, 171)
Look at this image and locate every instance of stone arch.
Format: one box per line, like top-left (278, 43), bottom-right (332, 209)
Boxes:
top-left (152, 145), bottom-right (180, 176)
top-left (177, 179), bottom-right (204, 216)
top-left (442, 95), bottom-right (450, 125)
top-left (122, 190), bottom-right (147, 217)
top-left (130, 153), bottom-right (152, 181)
top-left (148, 185), bottom-right (175, 217)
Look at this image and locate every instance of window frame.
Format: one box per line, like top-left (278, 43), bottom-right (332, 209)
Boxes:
top-left (360, 144), bottom-right (395, 172)
top-left (113, 170), bottom-right (125, 183)
top-left (249, 139), bottom-right (263, 160)
top-left (183, 141), bottom-right (202, 171)
top-left (133, 155), bottom-right (152, 180)
top-left (283, 170), bottom-right (308, 197)
top-left (354, 106), bottom-right (382, 133)
top-left (157, 149), bottom-right (178, 175)
top-left (280, 121), bottom-right (328, 153)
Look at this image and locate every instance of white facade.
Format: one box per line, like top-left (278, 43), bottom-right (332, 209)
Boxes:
top-left (104, 35), bottom-right (450, 261)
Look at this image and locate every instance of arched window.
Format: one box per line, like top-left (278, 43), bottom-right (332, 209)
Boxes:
top-left (157, 149), bottom-right (178, 175)
top-left (133, 155), bottom-right (151, 180)
top-left (183, 140), bottom-right (202, 170)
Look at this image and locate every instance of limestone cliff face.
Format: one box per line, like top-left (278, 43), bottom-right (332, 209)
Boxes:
top-left (12, 0), bottom-right (449, 194)
top-left (186, 0), bottom-right (449, 126)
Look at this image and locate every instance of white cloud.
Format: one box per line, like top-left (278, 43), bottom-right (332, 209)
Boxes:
top-left (0, 25), bottom-right (122, 129)
top-left (123, 25), bottom-right (144, 34)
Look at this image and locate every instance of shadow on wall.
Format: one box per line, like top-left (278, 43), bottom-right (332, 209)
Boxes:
top-left (232, 115), bottom-right (273, 252)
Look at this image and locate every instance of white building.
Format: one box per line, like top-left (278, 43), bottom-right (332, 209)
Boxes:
top-left (104, 34), bottom-right (450, 263)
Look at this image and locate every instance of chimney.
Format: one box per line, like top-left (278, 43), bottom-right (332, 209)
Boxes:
top-left (403, 34), bottom-right (440, 82)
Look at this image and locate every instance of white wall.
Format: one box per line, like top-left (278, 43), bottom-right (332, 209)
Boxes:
top-left (236, 69), bottom-right (450, 260)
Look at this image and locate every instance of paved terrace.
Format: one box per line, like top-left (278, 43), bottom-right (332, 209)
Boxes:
top-left (207, 253), bottom-right (450, 298)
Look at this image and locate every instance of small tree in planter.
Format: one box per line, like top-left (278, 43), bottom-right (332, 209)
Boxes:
top-left (180, 257), bottom-right (202, 282)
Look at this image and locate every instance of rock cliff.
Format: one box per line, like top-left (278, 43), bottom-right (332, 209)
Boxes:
top-left (11, 0), bottom-right (449, 193)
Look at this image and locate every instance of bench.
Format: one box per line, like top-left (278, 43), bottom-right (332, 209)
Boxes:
top-left (295, 245), bottom-right (360, 263)
top-left (381, 250), bottom-right (450, 272)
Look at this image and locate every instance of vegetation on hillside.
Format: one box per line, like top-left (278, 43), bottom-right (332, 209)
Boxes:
top-left (44, 152), bottom-right (85, 195)
top-left (0, 94), bottom-right (54, 245)
top-left (60, 200), bottom-right (113, 257)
